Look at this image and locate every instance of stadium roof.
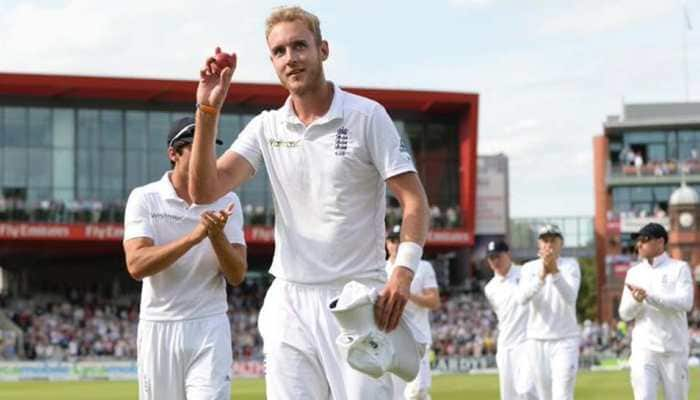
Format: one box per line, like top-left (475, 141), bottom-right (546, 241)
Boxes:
top-left (0, 73), bottom-right (477, 115)
top-left (604, 101), bottom-right (700, 130)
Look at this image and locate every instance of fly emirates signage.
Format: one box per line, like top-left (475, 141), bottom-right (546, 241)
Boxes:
top-left (0, 223), bottom-right (471, 247)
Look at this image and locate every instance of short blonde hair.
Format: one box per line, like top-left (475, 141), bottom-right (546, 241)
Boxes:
top-left (265, 6), bottom-right (323, 45)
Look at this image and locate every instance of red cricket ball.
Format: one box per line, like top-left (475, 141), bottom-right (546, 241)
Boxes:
top-left (215, 52), bottom-right (234, 70)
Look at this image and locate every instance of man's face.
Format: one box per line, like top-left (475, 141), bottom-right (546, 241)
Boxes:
top-left (538, 235), bottom-right (563, 256)
top-left (168, 143), bottom-right (191, 173)
top-left (267, 20), bottom-right (328, 96)
top-left (487, 252), bottom-right (511, 276)
top-left (386, 237), bottom-right (399, 258)
top-left (636, 235), bottom-right (664, 259)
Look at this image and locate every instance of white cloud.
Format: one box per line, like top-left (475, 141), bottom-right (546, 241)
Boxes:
top-left (0, 0), bottom-right (279, 81)
top-left (538, 0), bottom-right (675, 35)
top-left (448, 0), bottom-right (492, 7)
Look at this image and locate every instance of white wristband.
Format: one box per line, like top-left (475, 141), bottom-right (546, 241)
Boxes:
top-left (395, 242), bottom-right (423, 273)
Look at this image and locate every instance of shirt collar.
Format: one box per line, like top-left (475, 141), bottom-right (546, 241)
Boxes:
top-left (496, 264), bottom-right (514, 282)
top-left (647, 252), bottom-right (669, 268)
top-left (157, 171), bottom-right (182, 202)
top-left (281, 81), bottom-right (345, 126)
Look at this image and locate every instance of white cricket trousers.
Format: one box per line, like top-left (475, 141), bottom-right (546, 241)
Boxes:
top-left (496, 341), bottom-right (537, 400)
top-left (258, 278), bottom-right (393, 400)
top-left (529, 337), bottom-right (579, 400)
top-left (390, 343), bottom-right (432, 400)
top-left (629, 348), bottom-right (689, 400)
top-left (137, 314), bottom-right (232, 400)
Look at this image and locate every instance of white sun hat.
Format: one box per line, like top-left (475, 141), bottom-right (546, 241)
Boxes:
top-left (329, 281), bottom-right (426, 381)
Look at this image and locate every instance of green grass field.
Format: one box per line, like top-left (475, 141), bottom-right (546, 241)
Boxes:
top-left (1, 369), bottom-right (698, 399)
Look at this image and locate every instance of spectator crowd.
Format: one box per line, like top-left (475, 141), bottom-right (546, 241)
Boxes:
top-left (3, 279), bottom-right (699, 368)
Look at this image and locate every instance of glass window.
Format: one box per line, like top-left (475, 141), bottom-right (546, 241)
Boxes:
top-left (53, 148), bottom-right (74, 192)
top-left (53, 188), bottom-right (74, 202)
top-left (29, 108), bottom-right (52, 147)
top-left (653, 186), bottom-right (672, 202)
top-left (4, 107), bottom-right (27, 146)
top-left (77, 109), bottom-right (99, 149)
top-left (679, 144), bottom-right (694, 162)
top-left (613, 201), bottom-right (631, 213)
top-left (99, 150), bottom-right (124, 200)
top-left (126, 150), bottom-right (148, 190)
top-left (126, 111), bottom-right (147, 150)
top-left (100, 110), bottom-right (123, 149)
top-left (171, 112), bottom-right (192, 122)
top-left (623, 131), bottom-right (667, 144)
top-left (241, 114), bottom-right (256, 126)
top-left (667, 131), bottom-right (677, 160)
top-left (99, 188), bottom-right (122, 203)
top-left (77, 149), bottom-right (98, 197)
top-left (403, 122), bottom-right (423, 159)
top-left (29, 148), bottom-right (51, 188)
top-left (27, 187), bottom-right (51, 203)
top-left (647, 144), bottom-right (666, 162)
top-left (0, 108), bottom-right (3, 145)
top-left (629, 187), bottom-right (653, 202)
top-left (53, 109), bottom-right (74, 148)
top-left (147, 150), bottom-right (168, 181)
top-left (76, 184), bottom-right (97, 200)
top-left (100, 149), bottom-right (123, 194)
top-left (241, 167), bottom-right (269, 209)
top-left (148, 112), bottom-right (169, 151)
top-left (219, 114), bottom-right (241, 152)
top-left (3, 147), bottom-right (27, 187)
top-left (424, 123), bottom-right (459, 208)
top-left (678, 130), bottom-right (698, 143)
top-left (631, 202), bottom-right (652, 214)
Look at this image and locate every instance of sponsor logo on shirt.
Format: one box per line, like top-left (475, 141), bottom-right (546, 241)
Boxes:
top-left (269, 139), bottom-right (300, 148)
top-left (335, 127), bottom-right (349, 156)
top-left (150, 213), bottom-right (183, 221)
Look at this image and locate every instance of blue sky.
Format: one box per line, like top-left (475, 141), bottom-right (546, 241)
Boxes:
top-left (1, 0), bottom-right (697, 216)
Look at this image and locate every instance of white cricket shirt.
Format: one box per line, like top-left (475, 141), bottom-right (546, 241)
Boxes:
top-left (386, 259), bottom-right (438, 343)
top-left (231, 83), bottom-right (416, 284)
top-left (518, 257), bottom-right (581, 340)
top-left (619, 252), bottom-right (694, 354)
top-left (484, 264), bottom-right (529, 349)
top-left (123, 172), bottom-right (246, 321)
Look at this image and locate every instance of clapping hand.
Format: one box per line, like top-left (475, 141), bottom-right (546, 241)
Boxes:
top-left (200, 203), bottom-right (235, 239)
top-left (626, 284), bottom-right (647, 303)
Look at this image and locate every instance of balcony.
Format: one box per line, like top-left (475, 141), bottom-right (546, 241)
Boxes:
top-left (606, 160), bottom-right (700, 186)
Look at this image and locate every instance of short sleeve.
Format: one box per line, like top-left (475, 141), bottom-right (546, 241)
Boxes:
top-left (366, 104), bottom-right (416, 180)
top-left (123, 188), bottom-right (155, 242)
top-left (421, 261), bottom-right (439, 289)
top-left (223, 194), bottom-right (246, 246)
top-left (229, 114), bottom-right (265, 173)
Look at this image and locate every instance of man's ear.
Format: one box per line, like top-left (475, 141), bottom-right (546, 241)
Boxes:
top-left (320, 40), bottom-right (329, 61)
top-left (168, 147), bottom-right (177, 164)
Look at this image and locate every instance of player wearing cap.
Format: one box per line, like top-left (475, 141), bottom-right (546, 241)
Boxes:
top-left (123, 117), bottom-right (247, 400)
top-left (385, 225), bottom-right (440, 400)
top-left (483, 240), bottom-right (537, 400)
top-left (188, 6), bottom-right (430, 400)
top-left (619, 223), bottom-right (693, 400)
top-left (518, 224), bottom-right (580, 400)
